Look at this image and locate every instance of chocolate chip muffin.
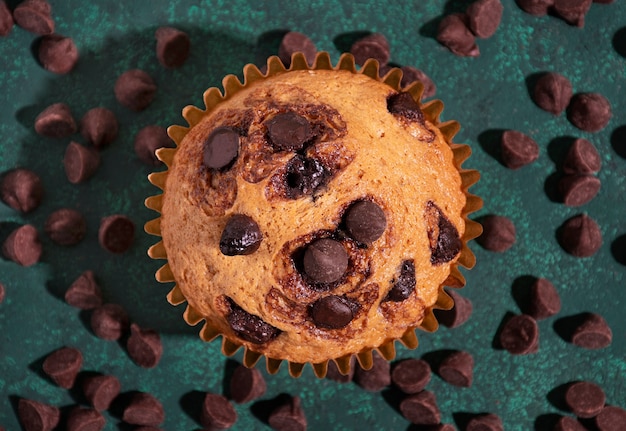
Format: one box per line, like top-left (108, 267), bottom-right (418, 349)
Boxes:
top-left (145, 52), bottom-right (482, 377)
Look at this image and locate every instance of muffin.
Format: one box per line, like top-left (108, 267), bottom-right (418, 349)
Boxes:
top-left (145, 52), bottom-right (482, 377)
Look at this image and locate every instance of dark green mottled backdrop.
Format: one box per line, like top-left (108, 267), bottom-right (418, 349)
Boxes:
top-left (1, 1), bottom-right (625, 429)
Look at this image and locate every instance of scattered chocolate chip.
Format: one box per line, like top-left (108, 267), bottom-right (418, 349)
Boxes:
top-left (90, 303), bottom-right (130, 341)
top-left (268, 395), bottom-right (307, 431)
top-left (42, 346), bottom-right (83, 388)
top-left (553, 416), bottom-right (587, 431)
top-left (528, 278), bottom-right (561, 319)
top-left (227, 299), bottom-right (281, 344)
top-left (499, 314), bottom-right (539, 354)
top-left (563, 138), bottom-right (601, 174)
top-left (201, 393), bottom-right (238, 430)
top-left (425, 201), bottom-right (462, 263)
top-left (266, 112), bottom-right (313, 151)
top-left (399, 390), bottom-right (441, 425)
top-left (114, 69), bottom-right (157, 111)
top-left (82, 374), bottom-right (121, 411)
top-left (127, 323), bottom-right (163, 368)
top-left (202, 126), bottom-right (240, 170)
top-left (466, 0), bottom-right (504, 38)
top-left (500, 130), bottom-right (540, 169)
top-left (230, 364), bottom-right (267, 403)
top-left (283, 155), bottom-right (328, 198)
top-left (435, 289), bottom-right (473, 328)
top-left (437, 13), bottom-right (480, 57)
top-left (553, 0), bottom-right (592, 27)
top-left (354, 353), bottom-right (391, 392)
top-left (567, 93), bottom-right (612, 132)
top-left (477, 214), bottom-right (516, 252)
top-left (34, 103), bottom-right (77, 138)
top-left (1, 168), bottom-right (43, 213)
top-left (565, 381), bottom-right (606, 418)
top-left (65, 270), bottom-right (102, 310)
top-left (17, 398), bottom-right (60, 431)
top-left (80, 107), bottom-right (119, 149)
top-left (66, 406), bottom-right (105, 431)
top-left (559, 174), bottom-right (601, 206)
top-left (134, 125), bottom-right (174, 166)
top-left (122, 392), bottom-right (164, 426)
top-left (515, 0), bottom-right (554, 15)
top-left (310, 295), bottom-right (355, 329)
top-left (278, 31), bottom-right (317, 66)
top-left (387, 91), bottom-right (425, 123)
top-left (13, 0), bottom-right (54, 35)
top-left (438, 350), bottom-right (474, 387)
top-left (344, 200), bottom-right (386, 244)
top-left (595, 406), bottom-right (626, 431)
top-left (350, 32), bottom-right (391, 66)
top-left (64, 141), bottom-right (101, 184)
top-left (0, 1), bottom-right (13, 36)
top-left (532, 72), bottom-right (573, 115)
top-left (44, 208), bottom-right (87, 246)
top-left (400, 66), bottom-right (436, 99)
top-left (98, 215), bottom-right (135, 254)
top-left (155, 26), bottom-right (190, 68)
top-left (219, 214), bottom-right (263, 256)
top-left (385, 260), bottom-right (416, 302)
top-left (571, 312), bottom-right (612, 349)
top-left (391, 358), bottom-right (431, 394)
top-left (0, 282), bottom-right (5, 304)
top-left (325, 357), bottom-right (355, 383)
top-left (2, 224), bottom-right (42, 267)
top-left (38, 34), bottom-right (79, 74)
top-left (467, 413), bottom-right (504, 431)
top-left (303, 238), bottom-right (349, 284)
top-left (559, 214), bottom-right (602, 257)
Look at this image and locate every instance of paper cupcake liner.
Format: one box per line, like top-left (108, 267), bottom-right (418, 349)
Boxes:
top-left (145, 51), bottom-right (482, 378)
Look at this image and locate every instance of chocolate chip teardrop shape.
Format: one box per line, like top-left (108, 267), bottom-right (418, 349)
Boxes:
top-left (344, 200), bottom-right (387, 244)
top-left (385, 260), bottom-right (416, 302)
top-left (303, 238), bottom-right (349, 284)
top-left (424, 201), bottom-right (461, 265)
top-left (311, 295), bottom-right (355, 329)
top-left (226, 299), bottom-right (281, 344)
top-left (203, 126), bottom-right (240, 169)
top-left (387, 92), bottom-right (425, 123)
top-left (265, 112), bottom-right (313, 151)
top-left (219, 214), bottom-right (262, 256)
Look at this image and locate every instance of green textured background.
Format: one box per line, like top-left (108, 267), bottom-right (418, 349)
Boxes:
top-left (1, 1), bottom-right (625, 429)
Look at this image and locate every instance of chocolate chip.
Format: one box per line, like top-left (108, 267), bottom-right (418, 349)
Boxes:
top-left (435, 289), bottom-right (473, 328)
top-left (90, 303), bottom-right (130, 341)
top-left (64, 141), bottom-right (101, 184)
top-left (266, 112), bottom-right (313, 151)
top-left (565, 381), bottom-right (606, 418)
top-left (354, 352), bottom-right (391, 392)
top-left (325, 357), bottom-right (355, 383)
top-left (559, 174), bottom-right (601, 206)
top-left (66, 406), bottom-right (105, 431)
top-left (310, 295), bottom-right (355, 329)
top-left (467, 413), bottom-right (504, 431)
top-left (114, 69), bottom-right (157, 111)
top-left (515, 0), bottom-right (554, 15)
top-left (350, 32), bottom-right (391, 66)
top-left (278, 31), bottom-right (317, 66)
top-left (559, 214), bottom-right (602, 257)
top-left (127, 323), bottom-right (163, 368)
top-left (98, 215), bottom-right (135, 254)
top-left (567, 93), bottom-right (612, 132)
top-left (268, 396), bottom-right (307, 431)
top-left (553, 416), bottom-right (587, 431)
top-left (571, 312), bottom-right (612, 349)
top-left (82, 374), bottom-right (121, 411)
top-left (344, 200), bottom-right (386, 244)
top-left (563, 138), bottom-right (601, 174)
top-left (38, 34), bottom-right (79, 74)
top-left (595, 406), bottom-right (626, 431)
top-left (65, 271), bottom-right (102, 310)
top-left (0, 1), bottom-right (14, 36)
top-left (532, 72), bottom-right (573, 115)
top-left (155, 26), bottom-right (190, 68)
top-left (2, 224), bottom-right (42, 267)
top-left (439, 350), bottom-right (474, 387)
top-left (391, 358), bottom-right (431, 394)
top-left (42, 346), bottom-right (83, 388)
top-left (399, 391), bottom-right (441, 425)
top-left (400, 66), bottom-right (436, 99)
top-left (219, 214), bottom-right (263, 256)
top-left (45, 208), bottom-right (87, 246)
top-left (0, 282), bottom-right (5, 304)
top-left (202, 126), bottom-right (240, 170)
top-left (80, 107), bottom-right (119, 149)
top-left (500, 130), bottom-right (540, 169)
top-left (122, 392), bottom-right (164, 426)
top-left (528, 278), bottom-right (561, 319)
top-left (17, 398), bottom-right (60, 431)
top-left (134, 125), bottom-right (174, 166)
top-left (385, 260), bottom-right (416, 302)
top-left (34, 103), bottom-right (77, 138)
top-left (499, 314), bottom-right (539, 354)
top-left (477, 214), bottom-right (516, 252)
top-left (13, 0), bottom-right (54, 35)
top-left (437, 13), bottom-right (480, 57)
top-left (283, 155), bottom-right (328, 198)
top-left (200, 393), bottom-right (237, 430)
top-left (553, 0), bottom-right (592, 27)
top-left (303, 238), bottom-right (349, 284)
top-left (466, 0), bottom-right (504, 38)
top-left (227, 299), bottom-right (281, 344)
top-left (230, 364), bottom-right (267, 404)
top-left (1, 168), bottom-right (43, 213)
top-left (387, 91), bottom-right (425, 123)
top-left (425, 201), bottom-right (462, 264)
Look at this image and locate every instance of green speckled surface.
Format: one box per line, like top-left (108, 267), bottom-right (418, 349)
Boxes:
top-left (1, 1), bottom-right (625, 429)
